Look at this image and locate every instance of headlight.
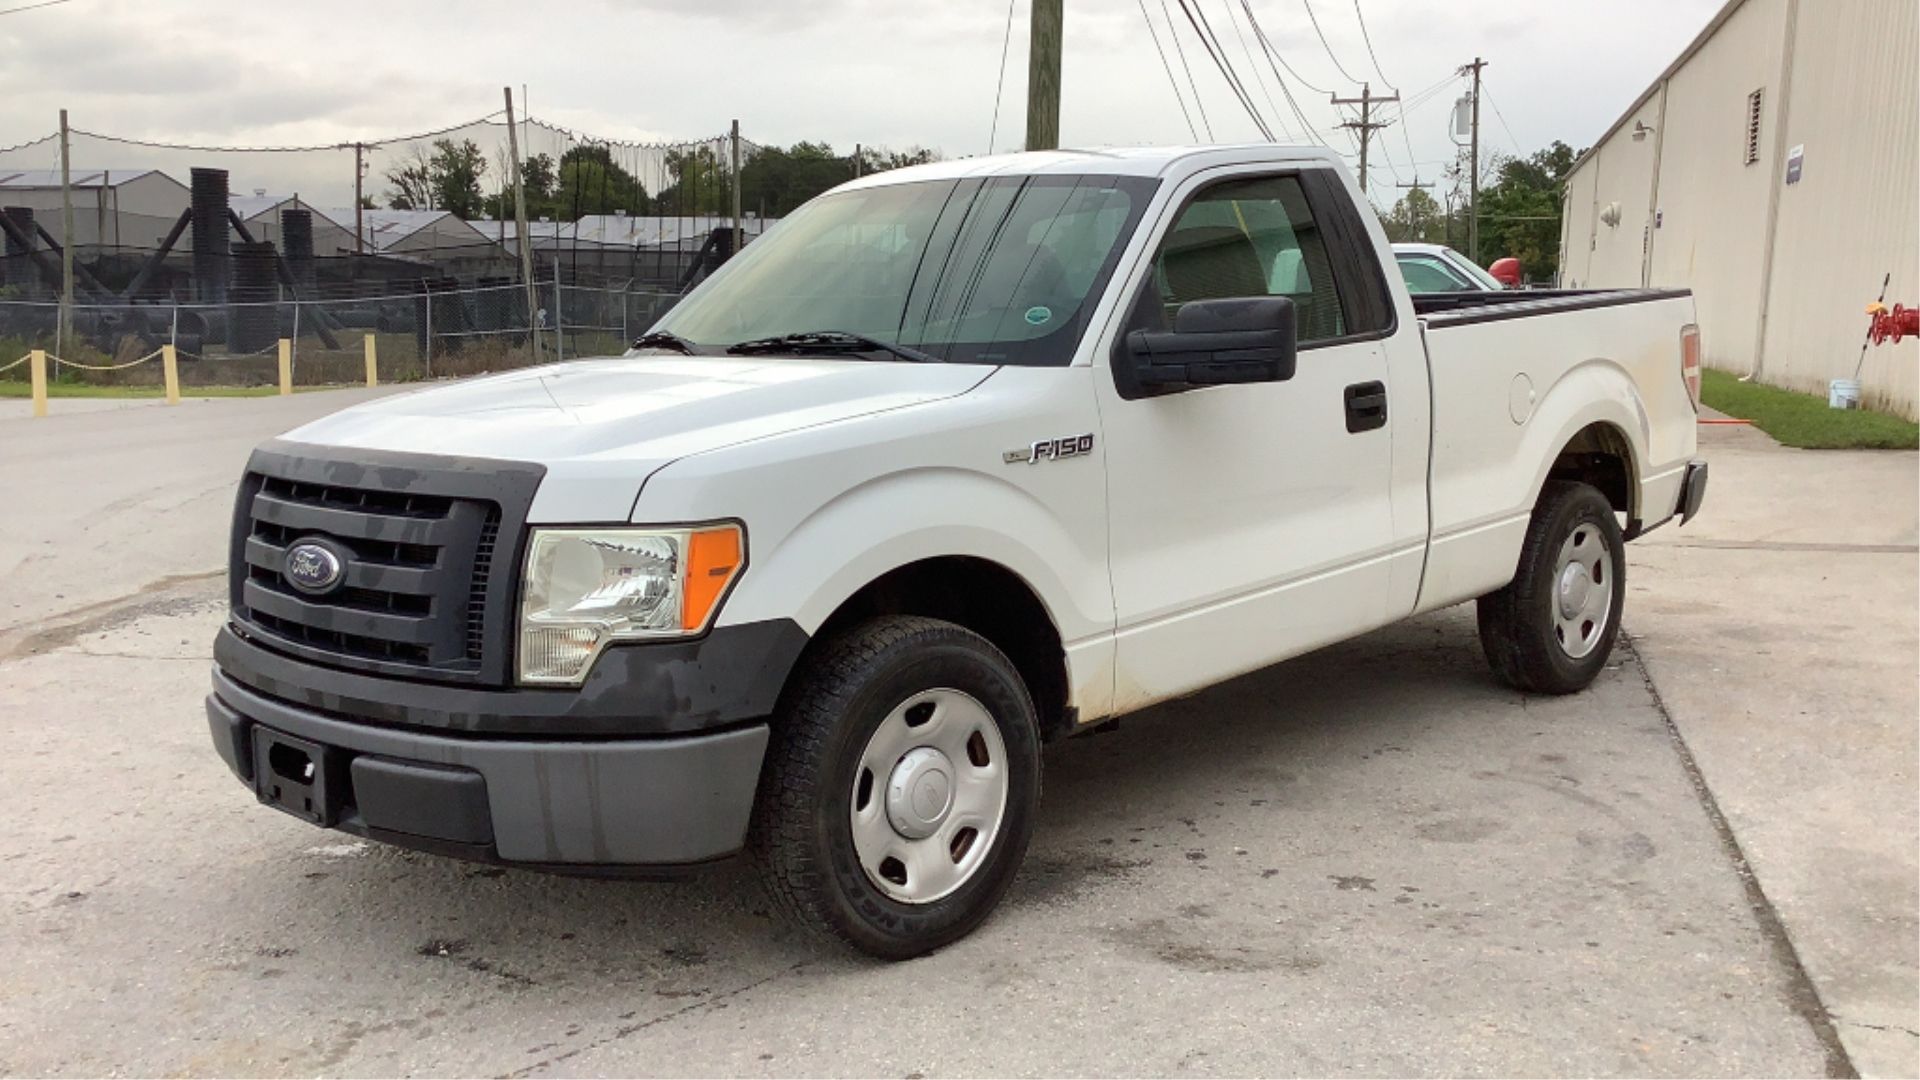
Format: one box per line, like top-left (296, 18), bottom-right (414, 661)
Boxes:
top-left (518, 523), bottom-right (743, 685)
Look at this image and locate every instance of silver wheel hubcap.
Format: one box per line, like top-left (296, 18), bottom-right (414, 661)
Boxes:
top-left (851, 688), bottom-right (1008, 904)
top-left (1553, 523), bottom-right (1613, 659)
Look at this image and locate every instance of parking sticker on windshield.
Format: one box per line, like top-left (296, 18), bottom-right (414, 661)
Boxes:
top-left (1024, 305), bottom-right (1052, 326)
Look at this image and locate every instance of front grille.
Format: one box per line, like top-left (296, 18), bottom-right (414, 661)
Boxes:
top-left (229, 442), bottom-right (544, 686)
top-left (466, 509), bottom-right (501, 662)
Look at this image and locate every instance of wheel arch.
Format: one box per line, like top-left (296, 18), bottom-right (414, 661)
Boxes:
top-left (803, 555), bottom-right (1074, 743)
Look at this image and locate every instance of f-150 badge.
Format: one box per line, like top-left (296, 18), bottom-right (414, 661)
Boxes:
top-left (1004, 433), bottom-right (1095, 465)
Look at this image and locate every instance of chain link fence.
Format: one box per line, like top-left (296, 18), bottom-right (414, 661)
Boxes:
top-left (0, 280), bottom-right (682, 390)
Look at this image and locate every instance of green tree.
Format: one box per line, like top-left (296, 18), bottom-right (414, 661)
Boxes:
top-left (738, 142), bottom-right (940, 218)
top-left (554, 145), bottom-right (649, 217)
top-left (654, 145), bottom-right (729, 215)
top-left (1473, 140), bottom-right (1582, 281)
top-left (1380, 185), bottom-right (1448, 245)
top-left (483, 153), bottom-right (561, 220)
top-left (382, 138), bottom-right (488, 217)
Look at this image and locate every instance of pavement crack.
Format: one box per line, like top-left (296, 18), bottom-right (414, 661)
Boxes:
top-left (498, 961), bottom-right (807, 1078)
top-left (1621, 631), bottom-right (1860, 1079)
top-left (0, 569), bottom-right (223, 663)
top-left (1834, 1017), bottom-right (1920, 1039)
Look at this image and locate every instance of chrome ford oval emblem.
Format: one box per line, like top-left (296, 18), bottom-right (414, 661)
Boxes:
top-left (283, 541), bottom-right (345, 595)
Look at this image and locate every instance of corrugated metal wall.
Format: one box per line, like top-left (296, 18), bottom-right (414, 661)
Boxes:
top-left (1758, 0), bottom-right (1919, 415)
top-left (1645, 0), bottom-right (1788, 374)
top-left (1558, 0), bottom-right (1920, 418)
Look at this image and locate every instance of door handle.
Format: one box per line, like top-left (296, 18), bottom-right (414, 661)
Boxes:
top-left (1344, 381), bottom-right (1388, 433)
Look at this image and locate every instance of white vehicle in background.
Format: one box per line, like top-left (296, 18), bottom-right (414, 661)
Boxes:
top-left (1393, 242), bottom-right (1509, 293)
top-left (208, 145), bottom-right (1708, 959)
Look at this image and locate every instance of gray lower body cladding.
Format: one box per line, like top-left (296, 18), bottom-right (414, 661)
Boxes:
top-left (207, 619), bottom-right (811, 869)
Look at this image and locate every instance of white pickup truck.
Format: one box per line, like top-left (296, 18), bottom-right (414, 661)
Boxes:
top-left (207, 145), bottom-right (1707, 958)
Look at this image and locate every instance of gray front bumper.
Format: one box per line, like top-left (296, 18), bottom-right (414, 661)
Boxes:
top-left (208, 670), bottom-right (768, 868)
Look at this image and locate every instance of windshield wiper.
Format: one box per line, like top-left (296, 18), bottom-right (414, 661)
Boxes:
top-left (629, 330), bottom-right (698, 355)
top-left (725, 330), bottom-right (941, 364)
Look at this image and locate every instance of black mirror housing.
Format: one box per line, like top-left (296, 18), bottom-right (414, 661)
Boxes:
top-left (1125, 296), bottom-right (1299, 390)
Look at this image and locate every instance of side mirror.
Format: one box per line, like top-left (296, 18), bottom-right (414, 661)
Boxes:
top-left (1124, 296), bottom-right (1298, 390)
top-left (1489, 257), bottom-right (1523, 289)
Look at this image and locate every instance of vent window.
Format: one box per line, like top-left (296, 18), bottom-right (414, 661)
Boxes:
top-left (1744, 89), bottom-right (1764, 165)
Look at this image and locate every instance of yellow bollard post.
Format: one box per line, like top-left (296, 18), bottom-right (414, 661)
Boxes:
top-left (162, 345), bottom-right (180, 405)
top-left (29, 348), bottom-right (47, 418)
top-left (363, 333), bottom-right (379, 388)
top-left (277, 338), bottom-right (292, 396)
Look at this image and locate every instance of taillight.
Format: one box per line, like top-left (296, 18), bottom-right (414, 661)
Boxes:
top-left (1680, 323), bottom-right (1702, 412)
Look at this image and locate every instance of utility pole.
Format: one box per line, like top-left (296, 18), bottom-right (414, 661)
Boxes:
top-left (1331, 83), bottom-right (1398, 194)
top-left (1026, 0), bottom-right (1063, 151)
top-left (351, 142), bottom-right (366, 254)
top-left (504, 86), bottom-right (540, 362)
top-left (58, 108), bottom-right (73, 355)
top-left (1396, 176), bottom-right (1434, 240)
top-left (729, 119), bottom-right (743, 261)
top-left (1463, 57), bottom-right (1487, 260)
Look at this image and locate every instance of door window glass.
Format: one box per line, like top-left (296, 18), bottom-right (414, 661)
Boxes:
top-left (1149, 174), bottom-right (1346, 342)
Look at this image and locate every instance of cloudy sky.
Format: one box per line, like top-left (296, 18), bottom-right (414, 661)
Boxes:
top-left (0, 0), bottom-right (1723, 210)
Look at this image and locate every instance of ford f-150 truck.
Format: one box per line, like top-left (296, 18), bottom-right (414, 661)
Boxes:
top-left (207, 145), bottom-right (1708, 959)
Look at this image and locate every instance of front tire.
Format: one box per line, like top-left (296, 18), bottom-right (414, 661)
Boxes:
top-left (1477, 481), bottom-right (1627, 694)
top-left (752, 616), bottom-right (1041, 959)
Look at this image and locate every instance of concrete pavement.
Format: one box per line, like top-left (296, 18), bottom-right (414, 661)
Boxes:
top-left (0, 596), bottom-right (1832, 1076)
top-left (1630, 422), bottom-right (1920, 1077)
top-left (0, 387), bottom-right (400, 650)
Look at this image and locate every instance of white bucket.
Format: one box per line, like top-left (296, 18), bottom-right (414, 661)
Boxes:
top-left (1829, 378), bottom-right (1862, 410)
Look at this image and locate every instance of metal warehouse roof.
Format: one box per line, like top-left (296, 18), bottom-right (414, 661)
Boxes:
top-left (0, 168), bottom-right (180, 189)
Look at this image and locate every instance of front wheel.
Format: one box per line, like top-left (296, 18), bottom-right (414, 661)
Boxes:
top-left (1477, 480), bottom-right (1627, 694)
top-left (752, 616), bottom-right (1041, 959)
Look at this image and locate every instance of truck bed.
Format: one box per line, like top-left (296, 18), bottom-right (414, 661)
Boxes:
top-left (1413, 287), bottom-right (1692, 323)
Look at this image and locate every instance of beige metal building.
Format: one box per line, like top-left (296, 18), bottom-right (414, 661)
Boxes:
top-left (1558, 0), bottom-right (1919, 418)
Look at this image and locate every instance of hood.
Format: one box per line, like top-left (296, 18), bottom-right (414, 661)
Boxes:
top-left (281, 354), bottom-right (994, 521)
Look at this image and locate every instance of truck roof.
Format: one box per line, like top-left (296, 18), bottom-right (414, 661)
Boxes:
top-left (841, 144), bottom-right (1350, 190)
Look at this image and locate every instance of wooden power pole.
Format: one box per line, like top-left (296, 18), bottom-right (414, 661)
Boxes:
top-left (1331, 84), bottom-right (1398, 195)
top-left (1396, 176), bottom-right (1434, 239)
top-left (504, 86), bottom-right (541, 362)
top-left (58, 108), bottom-right (73, 355)
top-left (351, 142), bottom-right (366, 254)
top-left (1463, 57), bottom-right (1487, 260)
top-left (730, 119), bottom-right (743, 261)
top-left (1026, 0), bottom-right (1063, 151)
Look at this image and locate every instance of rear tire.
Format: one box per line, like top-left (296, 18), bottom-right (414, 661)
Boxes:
top-left (1477, 481), bottom-right (1626, 694)
top-left (751, 615), bottom-right (1041, 960)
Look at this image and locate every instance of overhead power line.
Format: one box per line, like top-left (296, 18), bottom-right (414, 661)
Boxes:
top-left (1237, 0), bottom-right (1331, 144)
top-left (1218, 0), bottom-right (1293, 140)
top-left (1137, 0), bottom-right (1201, 141)
top-left (0, 0), bottom-right (77, 16)
top-left (1174, 0), bottom-right (1276, 140)
top-left (1297, 0), bottom-right (1363, 85)
top-left (1160, 0), bottom-right (1215, 140)
top-left (987, 0), bottom-right (1018, 153)
top-left (1240, 0), bottom-right (1331, 95)
top-left (1350, 0), bottom-right (1397, 92)
top-left (1483, 85), bottom-right (1526, 154)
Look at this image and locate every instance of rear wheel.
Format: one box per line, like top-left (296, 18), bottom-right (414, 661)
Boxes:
top-left (752, 616), bottom-right (1040, 959)
top-left (1478, 481), bottom-right (1626, 694)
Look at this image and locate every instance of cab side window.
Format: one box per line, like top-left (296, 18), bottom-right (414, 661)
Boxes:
top-left (1149, 174), bottom-right (1346, 342)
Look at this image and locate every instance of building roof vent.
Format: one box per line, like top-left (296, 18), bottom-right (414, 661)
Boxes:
top-left (1744, 89), bottom-right (1764, 166)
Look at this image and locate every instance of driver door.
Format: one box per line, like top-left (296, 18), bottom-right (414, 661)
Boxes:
top-left (1096, 165), bottom-right (1412, 710)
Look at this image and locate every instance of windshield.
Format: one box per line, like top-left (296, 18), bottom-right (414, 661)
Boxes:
top-left (1443, 249), bottom-right (1504, 290)
top-left (651, 174), bottom-right (1158, 365)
